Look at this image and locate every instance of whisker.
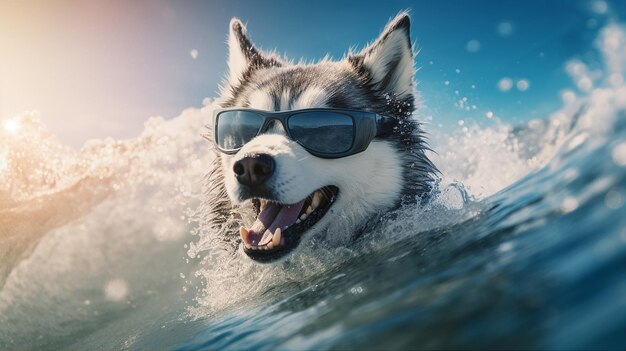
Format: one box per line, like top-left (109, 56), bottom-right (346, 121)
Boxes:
top-left (297, 155), bottom-right (311, 162)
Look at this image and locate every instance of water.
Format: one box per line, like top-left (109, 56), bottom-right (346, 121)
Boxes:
top-left (1, 23), bottom-right (625, 351)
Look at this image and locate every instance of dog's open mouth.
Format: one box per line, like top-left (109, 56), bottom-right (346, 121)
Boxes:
top-left (239, 186), bottom-right (339, 262)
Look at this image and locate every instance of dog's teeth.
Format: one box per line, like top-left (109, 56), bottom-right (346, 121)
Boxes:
top-left (306, 206), bottom-right (313, 215)
top-left (240, 228), bottom-right (252, 249)
top-left (267, 241), bottom-right (274, 250)
top-left (240, 226), bottom-right (250, 243)
top-left (258, 230), bottom-right (273, 246)
top-left (300, 213), bottom-right (307, 220)
top-left (272, 228), bottom-right (281, 247)
top-left (296, 219), bottom-right (301, 224)
top-left (312, 192), bottom-right (321, 208)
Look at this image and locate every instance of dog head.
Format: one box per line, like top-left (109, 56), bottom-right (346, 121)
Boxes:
top-left (206, 12), bottom-right (436, 262)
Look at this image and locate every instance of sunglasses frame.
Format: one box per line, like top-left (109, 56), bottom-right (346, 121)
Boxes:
top-left (212, 108), bottom-right (396, 159)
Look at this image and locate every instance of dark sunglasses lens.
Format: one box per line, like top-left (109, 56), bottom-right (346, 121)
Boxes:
top-left (288, 112), bottom-right (354, 154)
top-left (216, 111), bottom-right (264, 150)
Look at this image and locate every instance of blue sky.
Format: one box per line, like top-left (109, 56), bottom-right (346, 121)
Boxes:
top-left (1, 0), bottom-right (624, 146)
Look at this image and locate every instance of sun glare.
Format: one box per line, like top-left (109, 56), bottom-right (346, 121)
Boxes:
top-left (4, 118), bottom-right (20, 134)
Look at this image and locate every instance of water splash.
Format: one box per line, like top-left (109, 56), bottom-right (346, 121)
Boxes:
top-left (188, 22), bottom-right (626, 315)
top-left (0, 21), bottom-right (624, 351)
top-left (0, 107), bottom-right (212, 348)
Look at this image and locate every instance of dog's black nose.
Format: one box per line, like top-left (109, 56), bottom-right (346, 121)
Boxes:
top-left (233, 154), bottom-right (275, 187)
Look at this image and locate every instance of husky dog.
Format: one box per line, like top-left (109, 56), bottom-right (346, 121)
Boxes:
top-left (205, 12), bottom-right (437, 262)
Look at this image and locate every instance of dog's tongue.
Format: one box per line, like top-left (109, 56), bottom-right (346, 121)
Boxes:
top-left (249, 200), bottom-right (306, 245)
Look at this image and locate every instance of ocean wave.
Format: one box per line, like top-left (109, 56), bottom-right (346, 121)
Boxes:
top-left (0, 21), bottom-right (624, 350)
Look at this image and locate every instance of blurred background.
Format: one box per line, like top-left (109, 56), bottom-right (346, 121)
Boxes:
top-left (1, 2), bottom-right (625, 350)
top-left (1, 0), bottom-right (624, 147)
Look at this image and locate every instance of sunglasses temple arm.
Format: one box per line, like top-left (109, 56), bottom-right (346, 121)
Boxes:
top-left (375, 114), bottom-right (396, 136)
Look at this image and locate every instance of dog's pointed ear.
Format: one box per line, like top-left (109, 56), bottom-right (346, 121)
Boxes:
top-left (348, 12), bottom-right (415, 99)
top-left (228, 18), bottom-right (282, 86)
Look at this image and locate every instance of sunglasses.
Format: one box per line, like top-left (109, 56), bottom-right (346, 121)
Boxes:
top-left (212, 108), bottom-right (396, 159)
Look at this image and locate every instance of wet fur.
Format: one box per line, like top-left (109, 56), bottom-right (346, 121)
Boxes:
top-left (203, 12), bottom-right (438, 253)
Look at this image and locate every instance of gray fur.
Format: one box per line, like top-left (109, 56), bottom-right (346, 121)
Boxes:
top-left (204, 12), bottom-right (439, 247)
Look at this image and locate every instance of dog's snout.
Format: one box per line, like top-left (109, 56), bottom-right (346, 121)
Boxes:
top-left (233, 154), bottom-right (275, 187)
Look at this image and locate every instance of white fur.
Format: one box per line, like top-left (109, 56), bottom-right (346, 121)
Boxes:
top-left (227, 19), bottom-right (249, 86)
top-left (280, 89), bottom-right (291, 111)
top-left (214, 13), bottom-right (429, 258)
top-left (248, 91), bottom-right (273, 111)
top-left (221, 133), bottom-right (403, 246)
top-left (247, 87), bottom-right (329, 111)
top-left (221, 82), bottom-right (403, 247)
top-left (292, 87), bottom-right (328, 109)
top-left (362, 26), bottom-right (414, 98)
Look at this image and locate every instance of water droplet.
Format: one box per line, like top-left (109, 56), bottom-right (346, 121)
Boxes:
top-left (497, 21), bottom-right (513, 37)
top-left (591, 0), bottom-right (608, 14)
top-left (466, 40), bottom-right (481, 53)
top-left (498, 78), bottom-right (513, 92)
top-left (604, 188), bottom-right (624, 209)
top-left (104, 279), bottom-right (129, 302)
top-left (516, 79), bottom-right (530, 91)
top-left (611, 142), bottom-right (626, 167)
top-left (498, 242), bottom-right (514, 253)
top-left (350, 286), bottom-right (364, 294)
top-left (560, 197), bottom-right (579, 213)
